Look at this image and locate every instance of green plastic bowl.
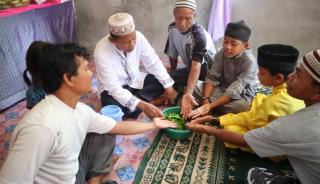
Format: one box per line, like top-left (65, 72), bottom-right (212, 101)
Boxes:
top-left (163, 106), bottom-right (192, 140)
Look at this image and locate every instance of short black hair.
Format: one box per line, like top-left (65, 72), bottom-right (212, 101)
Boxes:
top-left (266, 68), bottom-right (290, 80)
top-left (40, 43), bottom-right (90, 94)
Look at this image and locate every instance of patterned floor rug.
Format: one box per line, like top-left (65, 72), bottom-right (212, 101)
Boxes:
top-left (134, 130), bottom-right (293, 184)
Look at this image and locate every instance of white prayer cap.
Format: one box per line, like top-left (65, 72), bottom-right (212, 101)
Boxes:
top-left (175, 0), bottom-right (197, 11)
top-left (301, 49), bottom-right (320, 83)
top-left (108, 13), bottom-right (135, 36)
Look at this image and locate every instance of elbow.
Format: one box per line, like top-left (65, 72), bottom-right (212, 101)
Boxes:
top-left (239, 139), bottom-right (249, 147)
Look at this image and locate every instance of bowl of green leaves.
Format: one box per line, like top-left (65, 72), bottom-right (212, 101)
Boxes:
top-left (163, 106), bottom-right (192, 140)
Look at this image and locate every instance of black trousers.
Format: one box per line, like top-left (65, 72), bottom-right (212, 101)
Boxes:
top-left (100, 74), bottom-right (164, 118)
top-left (170, 62), bottom-right (209, 93)
top-left (246, 167), bottom-right (300, 184)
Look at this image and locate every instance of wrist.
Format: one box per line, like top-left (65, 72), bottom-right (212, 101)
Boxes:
top-left (183, 93), bottom-right (192, 97)
top-left (209, 101), bottom-right (216, 109)
top-left (184, 88), bottom-right (193, 95)
top-left (137, 101), bottom-right (146, 110)
top-left (165, 86), bottom-right (173, 92)
top-left (201, 99), bottom-right (210, 105)
top-left (201, 96), bottom-right (211, 102)
top-left (151, 120), bottom-right (158, 129)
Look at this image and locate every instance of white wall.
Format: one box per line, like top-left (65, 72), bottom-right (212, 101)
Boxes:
top-left (74, 0), bottom-right (212, 55)
top-left (75, 0), bottom-right (320, 56)
top-left (231, 0), bottom-right (320, 55)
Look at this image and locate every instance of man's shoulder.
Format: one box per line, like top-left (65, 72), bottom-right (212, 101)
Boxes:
top-left (213, 49), bottom-right (224, 59)
top-left (168, 22), bottom-right (176, 30)
top-left (94, 35), bottom-right (113, 54)
top-left (135, 30), bottom-right (147, 41)
top-left (190, 23), bottom-right (205, 33)
top-left (239, 49), bottom-right (257, 63)
top-left (190, 23), bottom-right (211, 37)
top-left (17, 99), bottom-right (58, 133)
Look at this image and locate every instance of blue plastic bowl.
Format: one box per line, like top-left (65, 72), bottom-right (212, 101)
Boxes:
top-left (100, 105), bottom-right (124, 122)
top-left (163, 106), bottom-right (192, 140)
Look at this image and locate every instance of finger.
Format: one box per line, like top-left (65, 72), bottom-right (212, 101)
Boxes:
top-left (191, 113), bottom-right (202, 119)
top-left (159, 110), bottom-right (164, 117)
top-left (188, 110), bottom-right (197, 117)
top-left (169, 121), bottom-right (177, 128)
top-left (153, 112), bottom-right (161, 118)
top-left (197, 116), bottom-right (210, 124)
top-left (186, 123), bottom-right (197, 130)
top-left (192, 99), bottom-right (199, 106)
top-left (182, 111), bottom-right (188, 119)
top-left (190, 119), bottom-right (199, 124)
top-left (203, 115), bottom-right (214, 121)
top-left (185, 123), bottom-right (193, 128)
top-left (190, 117), bottom-right (204, 124)
top-left (154, 109), bottom-right (163, 117)
top-left (158, 117), bottom-right (165, 120)
top-left (181, 107), bottom-right (187, 117)
top-left (183, 109), bottom-right (190, 120)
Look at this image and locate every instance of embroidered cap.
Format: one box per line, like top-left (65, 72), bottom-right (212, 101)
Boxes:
top-left (175, 0), bottom-right (197, 11)
top-left (301, 49), bottom-right (320, 83)
top-left (108, 13), bottom-right (135, 36)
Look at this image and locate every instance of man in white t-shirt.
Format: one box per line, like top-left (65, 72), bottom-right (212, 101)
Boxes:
top-left (0, 43), bottom-right (176, 184)
top-left (94, 13), bottom-right (177, 119)
top-left (186, 49), bottom-right (320, 184)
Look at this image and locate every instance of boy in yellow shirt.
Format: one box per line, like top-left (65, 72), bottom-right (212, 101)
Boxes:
top-left (190, 44), bottom-right (305, 148)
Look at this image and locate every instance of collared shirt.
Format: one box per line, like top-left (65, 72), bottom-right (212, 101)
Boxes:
top-left (94, 31), bottom-right (174, 111)
top-left (205, 48), bottom-right (258, 100)
top-left (244, 103), bottom-right (320, 184)
top-left (164, 22), bottom-right (216, 67)
top-left (220, 83), bottom-right (305, 130)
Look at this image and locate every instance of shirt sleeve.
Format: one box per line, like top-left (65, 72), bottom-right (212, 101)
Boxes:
top-left (205, 49), bottom-right (223, 86)
top-left (224, 57), bottom-right (257, 99)
top-left (87, 107), bottom-right (117, 134)
top-left (94, 50), bottom-right (141, 111)
top-left (139, 33), bottom-right (174, 88)
top-left (244, 121), bottom-right (287, 157)
top-left (191, 25), bottom-right (207, 63)
top-left (220, 111), bottom-right (250, 127)
top-left (164, 23), bottom-right (179, 59)
top-left (0, 125), bottom-right (55, 183)
top-left (220, 93), bottom-right (269, 128)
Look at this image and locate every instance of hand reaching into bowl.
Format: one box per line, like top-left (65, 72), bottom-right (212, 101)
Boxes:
top-left (190, 115), bottom-right (215, 124)
top-left (152, 117), bottom-right (177, 129)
